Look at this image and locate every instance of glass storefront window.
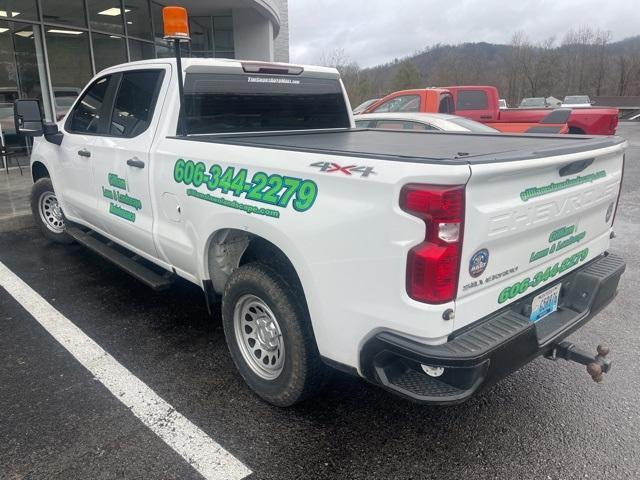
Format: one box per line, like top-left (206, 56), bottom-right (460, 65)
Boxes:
top-left (45, 29), bottom-right (92, 117)
top-left (151, 1), bottom-right (163, 40)
top-left (213, 16), bottom-right (234, 58)
top-left (42, 0), bottom-right (87, 27)
top-left (189, 16), bottom-right (213, 58)
top-left (155, 41), bottom-right (173, 59)
top-left (88, 0), bottom-right (124, 34)
top-left (92, 33), bottom-right (127, 72)
top-left (0, 0), bottom-right (38, 22)
top-left (124, 0), bottom-right (152, 40)
top-left (0, 20), bottom-right (50, 149)
top-left (129, 38), bottom-right (154, 61)
top-left (0, 0), bottom-right (240, 134)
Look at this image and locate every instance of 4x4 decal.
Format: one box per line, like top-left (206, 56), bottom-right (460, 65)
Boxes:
top-left (310, 162), bottom-right (376, 177)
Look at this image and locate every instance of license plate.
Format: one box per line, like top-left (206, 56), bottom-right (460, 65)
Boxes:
top-left (530, 283), bottom-right (561, 323)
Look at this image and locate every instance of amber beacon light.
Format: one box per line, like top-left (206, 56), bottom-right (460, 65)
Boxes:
top-left (162, 6), bottom-right (190, 136)
top-left (163, 6), bottom-right (190, 40)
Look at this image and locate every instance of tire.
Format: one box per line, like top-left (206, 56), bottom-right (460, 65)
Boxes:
top-left (222, 262), bottom-right (328, 406)
top-left (30, 177), bottom-right (74, 244)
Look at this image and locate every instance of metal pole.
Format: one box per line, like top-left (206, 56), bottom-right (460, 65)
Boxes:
top-left (175, 38), bottom-right (186, 136)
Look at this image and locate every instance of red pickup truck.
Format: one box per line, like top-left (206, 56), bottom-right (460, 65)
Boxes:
top-left (364, 86), bottom-right (619, 135)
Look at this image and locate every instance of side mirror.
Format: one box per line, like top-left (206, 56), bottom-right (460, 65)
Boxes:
top-left (14, 99), bottom-right (44, 137)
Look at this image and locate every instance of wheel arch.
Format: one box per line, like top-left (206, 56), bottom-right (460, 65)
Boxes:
top-left (204, 227), bottom-right (307, 299)
top-left (32, 161), bottom-right (50, 182)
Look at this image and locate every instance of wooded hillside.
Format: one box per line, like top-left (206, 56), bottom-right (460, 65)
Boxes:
top-left (322, 29), bottom-right (640, 107)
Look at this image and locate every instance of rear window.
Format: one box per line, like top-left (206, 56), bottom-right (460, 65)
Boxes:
top-left (456, 90), bottom-right (488, 110)
top-left (182, 73), bottom-right (350, 134)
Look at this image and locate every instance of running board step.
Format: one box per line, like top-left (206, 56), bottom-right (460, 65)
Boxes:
top-left (66, 226), bottom-right (175, 291)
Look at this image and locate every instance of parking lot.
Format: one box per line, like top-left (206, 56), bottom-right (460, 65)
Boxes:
top-left (1, 123), bottom-right (639, 480)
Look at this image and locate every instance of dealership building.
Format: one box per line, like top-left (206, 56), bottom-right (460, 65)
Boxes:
top-left (0, 0), bottom-right (289, 126)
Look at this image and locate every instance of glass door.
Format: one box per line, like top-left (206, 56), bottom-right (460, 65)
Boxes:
top-left (0, 20), bottom-right (52, 167)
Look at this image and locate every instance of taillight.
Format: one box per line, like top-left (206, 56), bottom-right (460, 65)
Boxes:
top-left (610, 115), bottom-right (618, 133)
top-left (400, 184), bottom-right (465, 304)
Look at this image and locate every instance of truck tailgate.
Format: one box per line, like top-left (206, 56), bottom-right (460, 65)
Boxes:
top-left (454, 141), bottom-right (626, 330)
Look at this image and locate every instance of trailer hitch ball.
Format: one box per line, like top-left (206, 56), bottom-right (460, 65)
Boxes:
top-left (587, 345), bottom-right (610, 382)
top-left (587, 362), bottom-right (604, 383)
top-left (547, 342), bottom-right (612, 383)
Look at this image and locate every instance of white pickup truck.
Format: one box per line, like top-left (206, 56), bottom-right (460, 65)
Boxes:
top-left (15, 58), bottom-right (627, 407)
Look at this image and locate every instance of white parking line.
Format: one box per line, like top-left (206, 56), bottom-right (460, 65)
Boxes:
top-left (0, 261), bottom-right (252, 480)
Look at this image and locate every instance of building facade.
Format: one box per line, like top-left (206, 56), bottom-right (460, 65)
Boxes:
top-left (0, 0), bottom-right (289, 135)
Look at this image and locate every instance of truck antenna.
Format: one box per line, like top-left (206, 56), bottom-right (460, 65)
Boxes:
top-left (162, 6), bottom-right (190, 136)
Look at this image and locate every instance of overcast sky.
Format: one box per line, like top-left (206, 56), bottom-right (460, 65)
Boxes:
top-left (289, 0), bottom-right (640, 68)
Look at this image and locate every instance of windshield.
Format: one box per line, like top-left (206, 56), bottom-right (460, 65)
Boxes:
top-left (519, 98), bottom-right (546, 107)
top-left (448, 117), bottom-right (499, 133)
top-left (353, 98), bottom-right (378, 114)
top-left (563, 96), bottom-right (590, 104)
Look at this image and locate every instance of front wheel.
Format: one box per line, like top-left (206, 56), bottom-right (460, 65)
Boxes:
top-left (221, 262), bottom-right (328, 406)
top-left (30, 177), bottom-right (73, 244)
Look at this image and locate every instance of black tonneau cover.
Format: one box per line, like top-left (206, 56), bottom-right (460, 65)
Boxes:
top-left (175, 129), bottom-right (625, 165)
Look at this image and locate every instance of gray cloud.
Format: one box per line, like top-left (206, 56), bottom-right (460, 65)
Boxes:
top-left (289, 0), bottom-right (640, 67)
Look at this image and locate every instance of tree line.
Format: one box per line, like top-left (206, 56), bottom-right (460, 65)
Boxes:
top-left (320, 28), bottom-right (640, 108)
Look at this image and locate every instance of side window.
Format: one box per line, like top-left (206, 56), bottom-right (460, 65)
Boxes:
top-left (67, 76), bottom-right (110, 134)
top-left (410, 121), bottom-right (436, 131)
top-left (374, 120), bottom-right (404, 129)
top-left (373, 95), bottom-right (420, 113)
top-left (355, 120), bottom-right (374, 128)
top-left (110, 70), bottom-right (164, 138)
top-left (456, 90), bottom-right (488, 110)
top-left (374, 120), bottom-right (436, 131)
top-left (438, 94), bottom-right (455, 113)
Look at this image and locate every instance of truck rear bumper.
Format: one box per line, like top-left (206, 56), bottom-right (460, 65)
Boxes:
top-left (360, 252), bottom-right (625, 405)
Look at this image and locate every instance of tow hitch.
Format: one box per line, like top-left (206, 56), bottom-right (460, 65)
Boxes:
top-left (546, 343), bottom-right (612, 382)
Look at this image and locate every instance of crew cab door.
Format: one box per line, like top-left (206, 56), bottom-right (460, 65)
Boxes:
top-left (452, 88), bottom-right (496, 122)
top-left (90, 67), bottom-right (169, 257)
top-left (57, 75), bottom-right (114, 228)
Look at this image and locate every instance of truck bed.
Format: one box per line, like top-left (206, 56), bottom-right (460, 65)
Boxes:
top-left (176, 129), bottom-right (624, 165)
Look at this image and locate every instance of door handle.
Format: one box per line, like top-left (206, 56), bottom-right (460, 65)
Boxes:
top-left (480, 115), bottom-right (492, 119)
top-left (127, 157), bottom-right (145, 169)
top-left (78, 148), bottom-right (91, 158)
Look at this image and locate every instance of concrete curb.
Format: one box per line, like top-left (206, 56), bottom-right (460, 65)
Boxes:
top-left (0, 214), bottom-right (34, 233)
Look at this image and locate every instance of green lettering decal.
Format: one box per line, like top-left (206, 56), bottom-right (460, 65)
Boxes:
top-left (104, 173), bottom-right (141, 222)
top-left (102, 186), bottom-right (114, 200)
top-left (186, 189), bottom-right (280, 218)
top-left (549, 225), bottom-right (576, 242)
top-left (174, 159), bottom-right (319, 217)
top-left (520, 170), bottom-right (606, 202)
top-left (529, 224), bottom-right (587, 264)
top-left (499, 248), bottom-right (589, 303)
top-left (108, 173), bottom-right (127, 190)
top-left (115, 192), bottom-right (143, 211)
top-left (109, 203), bottom-right (136, 222)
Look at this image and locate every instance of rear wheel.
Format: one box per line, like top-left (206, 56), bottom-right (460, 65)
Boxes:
top-left (221, 262), bottom-right (328, 406)
top-left (31, 178), bottom-right (73, 244)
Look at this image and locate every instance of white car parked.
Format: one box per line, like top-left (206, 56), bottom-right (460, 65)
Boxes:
top-left (562, 95), bottom-right (593, 108)
top-left (354, 112), bottom-right (499, 133)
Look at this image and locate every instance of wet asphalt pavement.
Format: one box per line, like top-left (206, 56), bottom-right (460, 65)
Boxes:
top-left (1, 124), bottom-right (639, 480)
